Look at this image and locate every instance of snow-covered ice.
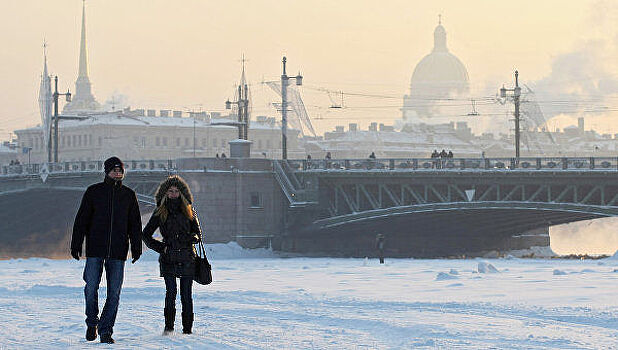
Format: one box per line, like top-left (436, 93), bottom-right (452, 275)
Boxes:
top-left (476, 261), bottom-right (500, 274)
top-left (1, 244), bottom-right (617, 349)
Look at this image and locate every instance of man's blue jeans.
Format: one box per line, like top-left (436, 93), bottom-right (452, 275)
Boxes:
top-left (83, 257), bottom-right (125, 336)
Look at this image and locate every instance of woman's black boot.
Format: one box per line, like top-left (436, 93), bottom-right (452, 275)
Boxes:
top-left (164, 307), bottom-right (175, 335)
top-left (182, 312), bottom-right (193, 334)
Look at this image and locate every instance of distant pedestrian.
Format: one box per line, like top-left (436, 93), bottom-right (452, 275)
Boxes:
top-left (369, 152), bottom-right (376, 159)
top-left (142, 175), bottom-right (202, 335)
top-left (215, 153), bottom-right (219, 159)
top-left (431, 150), bottom-right (439, 158)
top-left (71, 156), bottom-right (142, 344)
top-left (439, 149), bottom-right (447, 158)
top-left (447, 150), bottom-right (453, 158)
top-left (325, 152), bottom-right (332, 160)
top-left (221, 153), bottom-right (227, 158)
top-left (376, 234), bottom-right (385, 264)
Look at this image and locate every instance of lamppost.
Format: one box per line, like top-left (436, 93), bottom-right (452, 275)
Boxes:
top-left (226, 82), bottom-right (250, 140)
top-left (500, 70), bottom-right (521, 159)
top-left (25, 147), bottom-right (32, 166)
top-left (280, 56), bottom-right (303, 159)
top-left (52, 76), bottom-right (71, 162)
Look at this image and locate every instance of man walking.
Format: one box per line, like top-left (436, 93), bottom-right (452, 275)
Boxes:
top-left (71, 156), bottom-right (142, 344)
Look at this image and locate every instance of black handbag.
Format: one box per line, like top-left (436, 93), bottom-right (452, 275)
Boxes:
top-left (191, 208), bottom-right (212, 285)
top-left (193, 230), bottom-right (212, 285)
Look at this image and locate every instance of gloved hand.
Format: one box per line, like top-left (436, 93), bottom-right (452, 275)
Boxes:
top-left (70, 248), bottom-right (81, 261)
top-left (131, 253), bottom-right (141, 264)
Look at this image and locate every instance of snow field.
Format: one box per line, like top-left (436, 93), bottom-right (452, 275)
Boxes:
top-left (0, 244), bottom-right (617, 349)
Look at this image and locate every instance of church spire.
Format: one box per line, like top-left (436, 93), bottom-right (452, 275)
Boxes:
top-left (63, 0), bottom-right (100, 114)
top-left (78, 0), bottom-right (88, 78)
top-left (38, 41), bottom-right (52, 155)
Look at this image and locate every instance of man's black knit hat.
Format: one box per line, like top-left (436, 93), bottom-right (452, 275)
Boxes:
top-left (104, 156), bottom-right (124, 174)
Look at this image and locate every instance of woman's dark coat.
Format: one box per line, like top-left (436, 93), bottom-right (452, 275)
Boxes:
top-left (142, 176), bottom-right (202, 277)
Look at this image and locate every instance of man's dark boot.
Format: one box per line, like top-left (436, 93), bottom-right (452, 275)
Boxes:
top-left (182, 312), bottom-right (193, 334)
top-left (100, 333), bottom-right (115, 344)
top-left (85, 326), bottom-right (97, 341)
top-left (163, 307), bottom-right (175, 335)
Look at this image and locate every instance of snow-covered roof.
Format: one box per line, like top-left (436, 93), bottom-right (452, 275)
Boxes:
top-left (15, 112), bottom-right (291, 132)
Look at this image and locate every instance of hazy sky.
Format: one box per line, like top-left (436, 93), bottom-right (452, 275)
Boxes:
top-left (1, 0), bottom-right (618, 138)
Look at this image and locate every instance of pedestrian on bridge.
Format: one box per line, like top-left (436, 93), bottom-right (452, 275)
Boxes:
top-left (70, 156), bottom-right (143, 344)
top-left (142, 175), bottom-right (202, 336)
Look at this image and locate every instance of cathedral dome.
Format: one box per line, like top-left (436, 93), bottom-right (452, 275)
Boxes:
top-left (410, 50), bottom-right (469, 87)
top-left (403, 19), bottom-right (470, 119)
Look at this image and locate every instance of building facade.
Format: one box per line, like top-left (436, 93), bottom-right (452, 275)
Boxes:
top-left (14, 111), bottom-right (303, 163)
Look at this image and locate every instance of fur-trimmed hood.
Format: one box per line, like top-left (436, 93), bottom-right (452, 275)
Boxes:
top-left (155, 175), bottom-right (194, 206)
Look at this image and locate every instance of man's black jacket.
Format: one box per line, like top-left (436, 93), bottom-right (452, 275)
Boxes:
top-left (71, 176), bottom-right (142, 260)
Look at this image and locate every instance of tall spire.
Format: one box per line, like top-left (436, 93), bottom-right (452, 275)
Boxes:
top-left (63, 0), bottom-right (100, 114)
top-left (78, 0), bottom-right (88, 78)
top-left (38, 41), bottom-right (52, 154)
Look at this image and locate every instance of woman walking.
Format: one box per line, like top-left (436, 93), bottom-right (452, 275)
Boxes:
top-left (142, 175), bottom-right (201, 335)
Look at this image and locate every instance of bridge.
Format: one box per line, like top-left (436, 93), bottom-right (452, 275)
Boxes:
top-left (2, 156), bottom-right (618, 257)
top-left (274, 157), bottom-right (618, 256)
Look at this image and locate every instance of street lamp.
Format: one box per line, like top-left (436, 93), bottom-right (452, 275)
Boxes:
top-left (280, 56), bottom-right (303, 159)
top-left (52, 76), bottom-right (71, 163)
top-left (224, 83), bottom-right (250, 140)
top-left (499, 70), bottom-right (521, 159)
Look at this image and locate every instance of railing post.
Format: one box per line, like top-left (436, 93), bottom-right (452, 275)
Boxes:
top-left (536, 158), bottom-right (541, 170)
top-left (510, 158), bottom-right (516, 169)
top-left (344, 160), bottom-right (350, 169)
top-left (562, 157), bottom-right (568, 170)
top-left (412, 159), bottom-right (418, 170)
top-left (460, 159), bottom-right (465, 169)
top-left (485, 158), bottom-right (490, 169)
top-left (149, 160), bottom-right (154, 170)
top-left (589, 157), bottom-right (595, 169)
top-left (389, 159), bottom-right (395, 170)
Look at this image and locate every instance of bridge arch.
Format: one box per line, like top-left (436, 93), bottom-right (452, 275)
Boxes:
top-left (314, 201), bottom-right (618, 230)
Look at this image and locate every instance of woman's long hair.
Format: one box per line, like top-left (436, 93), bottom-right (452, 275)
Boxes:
top-left (155, 189), bottom-right (193, 223)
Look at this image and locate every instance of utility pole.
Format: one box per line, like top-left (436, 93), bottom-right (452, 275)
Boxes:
top-left (52, 76), bottom-right (71, 163)
top-left (225, 82), bottom-right (249, 139)
top-left (500, 70), bottom-right (522, 159)
top-left (280, 56), bottom-right (302, 159)
top-left (225, 58), bottom-right (250, 140)
top-left (193, 114), bottom-right (196, 158)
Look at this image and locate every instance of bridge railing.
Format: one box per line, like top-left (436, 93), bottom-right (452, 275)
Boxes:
top-left (286, 157), bottom-right (618, 172)
top-left (0, 159), bottom-right (177, 176)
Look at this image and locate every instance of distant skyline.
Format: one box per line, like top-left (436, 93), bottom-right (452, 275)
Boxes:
top-left (2, 0), bottom-right (618, 139)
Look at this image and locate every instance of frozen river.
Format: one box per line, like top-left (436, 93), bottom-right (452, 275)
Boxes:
top-left (1, 244), bottom-right (617, 349)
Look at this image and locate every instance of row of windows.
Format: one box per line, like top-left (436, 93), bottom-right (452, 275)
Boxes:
top-left (26, 134), bottom-right (283, 151)
top-left (28, 134), bottom-right (100, 150)
top-left (145, 137), bottom-right (278, 149)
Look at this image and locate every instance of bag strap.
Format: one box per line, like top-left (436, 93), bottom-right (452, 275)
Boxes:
top-left (192, 207), bottom-right (207, 258)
